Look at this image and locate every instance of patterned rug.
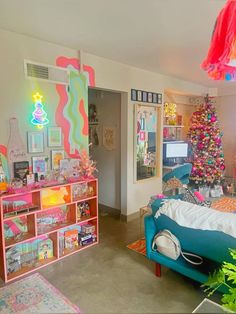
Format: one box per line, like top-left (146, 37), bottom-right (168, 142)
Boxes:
top-left (0, 273), bottom-right (80, 313)
top-left (211, 197), bottom-right (236, 213)
top-left (127, 238), bottom-right (146, 256)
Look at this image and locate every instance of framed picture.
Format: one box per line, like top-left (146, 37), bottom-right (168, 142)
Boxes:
top-left (137, 90), bottom-right (142, 102)
top-left (134, 104), bottom-right (161, 182)
top-left (148, 92), bottom-right (153, 103)
top-left (142, 91), bottom-right (148, 102)
top-left (103, 127), bottom-right (116, 151)
top-left (48, 127), bottom-right (62, 147)
top-left (27, 132), bottom-right (44, 153)
top-left (152, 93), bottom-right (158, 104)
top-left (32, 156), bottom-right (49, 179)
top-left (131, 89), bottom-right (137, 101)
top-left (13, 161), bottom-right (29, 185)
top-left (51, 150), bottom-right (65, 170)
top-left (157, 93), bottom-right (162, 104)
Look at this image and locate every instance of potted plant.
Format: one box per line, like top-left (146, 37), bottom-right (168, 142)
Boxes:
top-left (202, 248), bottom-right (236, 312)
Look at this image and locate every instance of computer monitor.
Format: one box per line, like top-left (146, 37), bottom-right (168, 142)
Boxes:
top-left (163, 141), bottom-right (188, 165)
top-left (147, 132), bottom-right (156, 153)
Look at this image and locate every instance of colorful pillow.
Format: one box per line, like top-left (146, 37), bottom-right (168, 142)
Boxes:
top-left (182, 188), bottom-right (211, 207)
top-left (182, 189), bottom-right (198, 204)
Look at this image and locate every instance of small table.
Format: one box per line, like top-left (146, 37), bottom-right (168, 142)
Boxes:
top-left (192, 298), bottom-right (232, 313)
top-left (139, 205), bottom-right (152, 238)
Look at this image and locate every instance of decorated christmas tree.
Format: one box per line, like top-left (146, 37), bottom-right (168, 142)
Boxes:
top-left (31, 92), bottom-right (49, 128)
top-left (188, 97), bottom-right (225, 186)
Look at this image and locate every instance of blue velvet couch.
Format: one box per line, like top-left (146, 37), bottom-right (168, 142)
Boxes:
top-left (144, 195), bottom-right (236, 286)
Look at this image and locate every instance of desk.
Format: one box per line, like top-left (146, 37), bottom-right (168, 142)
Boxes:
top-left (163, 163), bottom-right (188, 171)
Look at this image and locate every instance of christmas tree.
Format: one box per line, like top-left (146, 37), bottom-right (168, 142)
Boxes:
top-left (31, 92), bottom-right (49, 128)
top-left (188, 97), bottom-right (225, 186)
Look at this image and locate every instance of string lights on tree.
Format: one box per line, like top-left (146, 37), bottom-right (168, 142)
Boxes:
top-left (188, 96), bottom-right (225, 185)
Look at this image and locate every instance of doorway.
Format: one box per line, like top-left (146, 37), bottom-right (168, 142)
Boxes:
top-left (88, 88), bottom-right (121, 215)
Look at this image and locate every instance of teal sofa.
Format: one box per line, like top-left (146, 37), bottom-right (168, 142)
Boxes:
top-left (144, 196), bottom-right (236, 285)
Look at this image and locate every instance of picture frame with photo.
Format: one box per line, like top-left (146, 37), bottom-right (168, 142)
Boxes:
top-left (142, 91), bottom-right (148, 103)
top-left (131, 89), bottom-right (137, 101)
top-left (48, 127), bottom-right (62, 147)
top-left (152, 93), bottom-right (158, 104)
top-left (27, 132), bottom-right (44, 153)
top-left (51, 150), bottom-right (65, 170)
top-left (32, 156), bottom-right (49, 180)
top-left (148, 92), bottom-right (153, 103)
top-left (137, 90), bottom-right (142, 102)
top-left (157, 93), bottom-right (162, 104)
top-left (13, 161), bottom-right (29, 185)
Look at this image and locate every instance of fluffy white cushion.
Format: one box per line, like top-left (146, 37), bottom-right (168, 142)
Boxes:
top-left (155, 199), bottom-right (236, 238)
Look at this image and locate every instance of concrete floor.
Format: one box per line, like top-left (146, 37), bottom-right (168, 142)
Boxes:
top-left (37, 211), bottom-right (210, 313)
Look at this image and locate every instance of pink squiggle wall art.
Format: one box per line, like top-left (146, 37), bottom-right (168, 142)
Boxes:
top-left (55, 56), bottom-right (95, 157)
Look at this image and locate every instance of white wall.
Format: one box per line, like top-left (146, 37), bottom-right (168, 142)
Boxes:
top-left (0, 28), bottom-right (208, 216)
top-left (216, 95), bottom-right (236, 177)
top-left (84, 53), bottom-right (208, 215)
top-left (88, 89), bottom-right (121, 209)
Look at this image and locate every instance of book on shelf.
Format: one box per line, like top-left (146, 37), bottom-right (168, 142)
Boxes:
top-left (64, 229), bottom-right (78, 250)
top-left (38, 238), bottom-right (53, 260)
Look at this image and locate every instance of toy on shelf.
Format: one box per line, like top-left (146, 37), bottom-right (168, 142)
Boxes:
top-left (77, 202), bottom-right (90, 220)
top-left (78, 232), bottom-right (96, 246)
top-left (20, 250), bottom-right (38, 267)
top-left (6, 247), bottom-right (21, 274)
top-left (38, 238), bottom-right (53, 260)
top-left (64, 229), bottom-right (78, 250)
top-left (72, 182), bottom-right (95, 201)
top-left (37, 207), bottom-right (68, 234)
top-left (81, 224), bottom-right (95, 234)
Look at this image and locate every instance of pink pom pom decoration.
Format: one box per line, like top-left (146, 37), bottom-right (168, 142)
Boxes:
top-left (194, 191), bottom-right (205, 202)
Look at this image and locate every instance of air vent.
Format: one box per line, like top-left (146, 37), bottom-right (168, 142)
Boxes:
top-left (24, 60), bottom-right (69, 85)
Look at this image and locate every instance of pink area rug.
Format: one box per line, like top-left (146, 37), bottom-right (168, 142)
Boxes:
top-left (0, 273), bottom-right (80, 313)
top-left (211, 197), bottom-right (236, 213)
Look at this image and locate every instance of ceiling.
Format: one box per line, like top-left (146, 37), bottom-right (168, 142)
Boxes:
top-left (0, 0), bottom-right (233, 88)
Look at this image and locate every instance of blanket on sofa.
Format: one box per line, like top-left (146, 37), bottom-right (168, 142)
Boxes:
top-left (155, 199), bottom-right (236, 238)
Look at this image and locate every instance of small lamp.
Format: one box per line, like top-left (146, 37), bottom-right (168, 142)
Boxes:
top-left (202, 0), bottom-right (236, 81)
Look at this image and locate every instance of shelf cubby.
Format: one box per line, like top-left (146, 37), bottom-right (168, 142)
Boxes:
top-left (36, 204), bottom-right (77, 235)
top-left (77, 197), bottom-right (98, 222)
top-left (71, 179), bottom-right (97, 202)
top-left (5, 233), bottom-right (58, 281)
top-left (41, 185), bottom-right (71, 210)
top-left (2, 191), bottom-right (41, 219)
top-left (4, 214), bottom-right (36, 248)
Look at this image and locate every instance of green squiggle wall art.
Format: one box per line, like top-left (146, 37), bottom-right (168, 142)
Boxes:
top-left (55, 57), bottom-right (95, 157)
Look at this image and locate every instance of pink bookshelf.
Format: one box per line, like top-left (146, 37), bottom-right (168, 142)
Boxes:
top-left (0, 178), bottom-right (98, 283)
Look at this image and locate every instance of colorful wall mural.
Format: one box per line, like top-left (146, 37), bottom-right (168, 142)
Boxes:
top-left (0, 145), bottom-right (10, 181)
top-left (55, 56), bottom-right (95, 157)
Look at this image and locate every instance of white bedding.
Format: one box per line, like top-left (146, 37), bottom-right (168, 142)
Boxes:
top-left (154, 199), bottom-right (236, 238)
